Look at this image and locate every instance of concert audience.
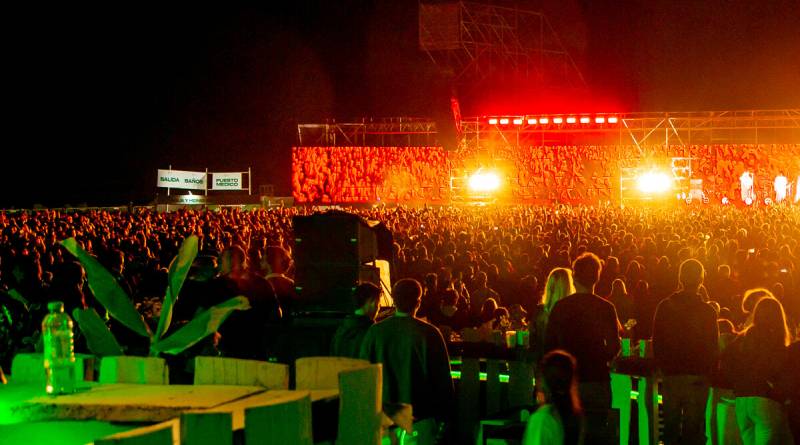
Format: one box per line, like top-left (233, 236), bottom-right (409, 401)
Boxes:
top-left (523, 350), bottom-right (585, 445)
top-left (1, 203), bottom-right (800, 444)
top-left (721, 295), bottom-right (794, 444)
top-left (359, 278), bottom-right (455, 444)
top-left (653, 259), bottom-right (720, 444)
top-left (544, 253), bottom-right (621, 444)
top-left (330, 282), bottom-right (381, 358)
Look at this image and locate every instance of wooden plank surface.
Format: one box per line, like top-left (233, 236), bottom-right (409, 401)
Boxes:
top-left (1, 383), bottom-right (265, 424)
top-left (196, 389), bottom-right (338, 430)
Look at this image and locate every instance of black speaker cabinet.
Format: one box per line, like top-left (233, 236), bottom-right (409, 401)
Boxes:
top-left (291, 212), bottom-right (381, 314)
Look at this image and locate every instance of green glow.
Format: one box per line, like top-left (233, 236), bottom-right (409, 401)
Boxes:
top-left (450, 371), bottom-right (510, 383)
top-left (450, 371), bottom-right (663, 403)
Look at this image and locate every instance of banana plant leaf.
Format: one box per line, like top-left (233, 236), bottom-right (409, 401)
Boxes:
top-left (61, 238), bottom-right (152, 339)
top-left (72, 308), bottom-right (124, 357)
top-left (155, 235), bottom-right (198, 340)
top-left (150, 296), bottom-right (251, 356)
top-left (7, 289), bottom-right (29, 309)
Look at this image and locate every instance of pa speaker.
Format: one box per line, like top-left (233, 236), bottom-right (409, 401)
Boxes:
top-left (292, 212), bottom-right (377, 266)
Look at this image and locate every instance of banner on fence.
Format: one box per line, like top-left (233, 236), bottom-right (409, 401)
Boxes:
top-left (212, 172), bottom-right (243, 190)
top-left (157, 169), bottom-right (207, 190)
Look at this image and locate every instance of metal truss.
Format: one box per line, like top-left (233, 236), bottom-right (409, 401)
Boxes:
top-left (296, 117), bottom-right (438, 147)
top-left (460, 109), bottom-right (800, 155)
top-left (418, 1), bottom-right (585, 89)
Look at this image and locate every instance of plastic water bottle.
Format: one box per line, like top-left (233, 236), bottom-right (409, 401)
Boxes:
top-left (42, 301), bottom-right (76, 395)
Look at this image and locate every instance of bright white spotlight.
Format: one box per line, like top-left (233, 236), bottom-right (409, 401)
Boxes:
top-left (468, 171), bottom-right (501, 192)
top-left (740, 171), bottom-right (755, 204)
top-left (796, 175), bottom-right (800, 203)
top-left (774, 174), bottom-right (788, 203)
top-left (636, 171), bottom-right (672, 194)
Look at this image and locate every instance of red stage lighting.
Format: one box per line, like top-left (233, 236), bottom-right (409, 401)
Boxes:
top-left (527, 118), bottom-right (537, 125)
top-left (553, 117), bottom-right (563, 124)
top-left (499, 118), bottom-right (509, 125)
top-left (488, 118), bottom-right (498, 125)
top-left (513, 118), bottom-right (523, 125)
top-left (539, 117), bottom-right (549, 124)
top-left (608, 116), bottom-right (619, 124)
top-left (566, 116), bottom-right (577, 124)
top-left (580, 117), bottom-right (590, 124)
top-left (595, 116), bottom-right (606, 124)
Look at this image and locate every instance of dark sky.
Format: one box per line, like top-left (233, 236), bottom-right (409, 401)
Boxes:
top-left (4, 1), bottom-right (799, 208)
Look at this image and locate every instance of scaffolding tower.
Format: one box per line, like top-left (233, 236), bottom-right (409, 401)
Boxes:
top-left (418, 1), bottom-right (586, 89)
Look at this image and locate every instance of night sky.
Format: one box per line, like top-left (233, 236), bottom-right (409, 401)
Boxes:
top-left (4, 1), bottom-right (799, 208)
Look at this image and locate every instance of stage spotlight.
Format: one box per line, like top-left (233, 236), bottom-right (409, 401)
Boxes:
top-left (499, 118), bottom-right (509, 125)
top-left (512, 118), bottom-right (523, 125)
top-left (527, 118), bottom-right (537, 125)
top-left (722, 197), bottom-right (730, 205)
top-left (595, 116), bottom-right (606, 124)
top-left (553, 117), bottom-right (563, 124)
top-left (468, 171), bottom-right (501, 192)
top-left (636, 171), bottom-right (672, 194)
top-left (580, 117), bottom-right (590, 124)
top-left (539, 117), bottom-right (549, 124)
top-left (488, 118), bottom-right (498, 125)
top-left (608, 116), bottom-right (619, 124)
top-left (774, 174), bottom-right (788, 203)
top-left (566, 116), bottom-right (577, 124)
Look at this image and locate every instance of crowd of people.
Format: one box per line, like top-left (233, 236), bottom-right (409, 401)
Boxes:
top-left (292, 144), bottom-right (800, 205)
top-left (2, 204), bottom-right (800, 444)
top-left (292, 146), bottom-right (450, 203)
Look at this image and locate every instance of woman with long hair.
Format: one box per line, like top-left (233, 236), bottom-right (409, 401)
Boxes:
top-left (523, 350), bottom-right (585, 445)
top-left (530, 268), bottom-right (576, 363)
top-left (722, 294), bottom-right (794, 444)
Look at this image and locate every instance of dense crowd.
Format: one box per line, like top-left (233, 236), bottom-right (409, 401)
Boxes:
top-left (292, 144), bottom-right (800, 205)
top-left (1, 204), bottom-right (799, 444)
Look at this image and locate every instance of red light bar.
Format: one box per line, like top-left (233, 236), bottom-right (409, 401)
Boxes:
top-left (527, 118), bottom-right (537, 125)
top-left (595, 116), bottom-right (606, 124)
top-left (488, 118), bottom-right (498, 125)
top-left (553, 117), bottom-right (564, 124)
top-left (499, 118), bottom-right (509, 125)
top-left (512, 118), bottom-right (523, 125)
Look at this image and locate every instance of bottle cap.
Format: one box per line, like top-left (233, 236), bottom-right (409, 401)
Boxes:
top-left (47, 301), bottom-right (65, 313)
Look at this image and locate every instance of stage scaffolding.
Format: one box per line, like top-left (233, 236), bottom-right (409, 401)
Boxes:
top-left (460, 109), bottom-right (800, 154)
top-left (296, 117), bottom-right (438, 147)
top-left (418, 1), bottom-right (585, 89)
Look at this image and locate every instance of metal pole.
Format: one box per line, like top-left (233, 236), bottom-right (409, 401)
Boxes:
top-left (167, 164), bottom-right (171, 197)
top-left (205, 167), bottom-right (208, 196)
top-left (248, 167), bottom-right (252, 196)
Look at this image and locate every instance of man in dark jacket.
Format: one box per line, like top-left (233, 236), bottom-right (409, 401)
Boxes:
top-left (653, 258), bottom-right (719, 445)
top-left (360, 279), bottom-right (454, 444)
top-left (544, 252), bottom-right (620, 444)
top-left (330, 282), bottom-right (381, 358)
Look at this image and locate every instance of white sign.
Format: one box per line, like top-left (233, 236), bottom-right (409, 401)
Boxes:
top-left (212, 172), bottom-right (243, 190)
top-left (157, 169), bottom-right (207, 190)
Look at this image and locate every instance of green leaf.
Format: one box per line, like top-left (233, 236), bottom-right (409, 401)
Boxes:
top-left (60, 238), bottom-right (152, 339)
top-left (150, 296), bottom-right (250, 356)
top-left (72, 308), bottom-right (124, 357)
top-left (7, 289), bottom-right (30, 309)
top-left (155, 235), bottom-right (198, 340)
